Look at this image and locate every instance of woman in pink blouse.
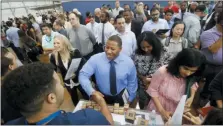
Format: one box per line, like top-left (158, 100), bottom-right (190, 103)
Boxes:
top-left (146, 49), bottom-right (206, 121)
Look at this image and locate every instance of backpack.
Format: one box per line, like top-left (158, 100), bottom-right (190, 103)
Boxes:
top-left (165, 37), bottom-right (188, 49)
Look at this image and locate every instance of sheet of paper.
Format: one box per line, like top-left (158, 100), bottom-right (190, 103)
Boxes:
top-left (170, 95), bottom-right (187, 125)
top-left (65, 58), bottom-right (81, 80)
top-left (122, 89), bottom-right (129, 104)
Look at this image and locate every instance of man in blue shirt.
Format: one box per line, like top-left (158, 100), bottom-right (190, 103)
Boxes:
top-left (2, 62), bottom-right (113, 125)
top-left (79, 35), bottom-right (138, 106)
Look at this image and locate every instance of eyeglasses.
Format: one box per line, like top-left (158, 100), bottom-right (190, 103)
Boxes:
top-left (151, 13), bottom-right (159, 16)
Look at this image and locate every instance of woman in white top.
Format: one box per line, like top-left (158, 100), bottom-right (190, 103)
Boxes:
top-left (50, 34), bottom-right (88, 105)
top-left (161, 21), bottom-right (188, 58)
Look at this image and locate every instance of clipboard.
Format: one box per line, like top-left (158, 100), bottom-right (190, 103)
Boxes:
top-left (155, 29), bottom-right (169, 35)
top-left (64, 58), bottom-right (82, 80)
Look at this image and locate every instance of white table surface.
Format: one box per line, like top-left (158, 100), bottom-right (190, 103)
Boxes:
top-left (73, 100), bottom-right (164, 125)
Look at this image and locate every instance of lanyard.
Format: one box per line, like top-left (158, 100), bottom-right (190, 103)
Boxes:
top-left (24, 110), bottom-right (62, 125)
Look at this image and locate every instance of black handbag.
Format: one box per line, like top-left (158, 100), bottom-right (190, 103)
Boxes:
top-left (93, 43), bottom-right (104, 54)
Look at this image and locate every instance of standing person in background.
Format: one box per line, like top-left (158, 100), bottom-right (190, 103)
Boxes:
top-left (161, 21), bottom-right (188, 58)
top-left (6, 21), bottom-right (24, 61)
top-left (112, 15), bottom-right (137, 57)
top-left (183, 5), bottom-right (206, 48)
top-left (95, 11), bottom-right (115, 47)
top-left (94, 8), bottom-right (101, 23)
top-left (199, 11), bottom-right (223, 107)
top-left (53, 19), bottom-right (68, 38)
top-left (142, 7), bottom-right (169, 39)
top-left (164, 0), bottom-right (179, 14)
top-left (174, 1), bottom-right (192, 21)
top-left (164, 9), bottom-right (174, 28)
top-left (133, 31), bottom-right (171, 109)
top-left (41, 23), bottom-right (59, 54)
top-left (67, 12), bottom-right (96, 60)
top-left (188, 2), bottom-right (198, 13)
top-left (112, 1), bottom-right (124, 18)
top-left (29, 16), bottom-right (42, 43)
top-left (134, 2), bottom-right (147, 23)
top-left (85, 11), bottom-right (92, 25)
top-left (86, 15), bottom-right (99, 37)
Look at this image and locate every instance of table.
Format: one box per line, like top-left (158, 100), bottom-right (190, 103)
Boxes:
top-left (73, 100), bottom-right (164, 125)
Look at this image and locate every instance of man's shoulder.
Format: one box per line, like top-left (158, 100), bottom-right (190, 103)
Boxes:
top-left (90, 52), bottom-right (105, 61)
top-left (64, 109), bottom-right (110, 125)
top-left (119, 53), bottom-right (134, 64)
top-left (5, 117), bottom-right (25, 125)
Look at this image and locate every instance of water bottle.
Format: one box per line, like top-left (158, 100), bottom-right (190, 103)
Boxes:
top-left (149, 110), bottom-right (156, 126)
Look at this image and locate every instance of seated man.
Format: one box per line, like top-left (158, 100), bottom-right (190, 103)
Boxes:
top-left (2, 62), bottom-right (113, 125)
top-left (79, 35), bottom-right (138, 106)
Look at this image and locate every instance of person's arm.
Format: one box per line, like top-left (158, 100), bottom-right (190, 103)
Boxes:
top-left (87, 28), bottom-right (96, 45)
top-left (91, 92), bottom-right (113, 125)
top-left (209, 70), bottom-right (223, 108)
top-left (185, 83), bottom-right (198, 107)
top-left (188, 22), bottom-right (201, 44)
top-left (127, 65), bottom-right (138, 103)
top-left (78, 56), bottom-right (97, 97)
top-left (208, 37), bottom-right (222, 53)
top-left (132, 33), bottom-right (137, 55)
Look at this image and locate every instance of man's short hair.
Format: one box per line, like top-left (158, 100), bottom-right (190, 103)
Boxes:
top-left (69, 12), bottom-right (81, 20)
top-left (54, 19), bottom-right (63, 27)
top-left (41, 23), bottom-right (52, 29)
top-left (195, 5), bottom-right (206, 12)
top-left (94, 8), bottom-right (100, 13)
top-left (6, 21), bottom-right (13, 27)
top-left (115, 15), bottom-right (124, 23)
top-left (107, 35), bottom-right (122, 48)
top-left (1, 47), bottom-right (9, 57)
top-left (165, 9), bottom-right (174, 15)
top-left (2, 62), bottom-right (56, 117)
top-left (1, 56), bottom-right (13, 77)
top-left (151, 7), bottom-right (160, 13)
top-left (102, 11), bottom-right (110, 19)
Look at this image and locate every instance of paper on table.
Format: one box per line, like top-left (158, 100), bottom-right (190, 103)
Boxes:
top-left (170, 95), bottom-right (187, 125)
top-left (122, 89), bottom-right (129, 104)
top-left (65, 58), bottom-right (82, 80)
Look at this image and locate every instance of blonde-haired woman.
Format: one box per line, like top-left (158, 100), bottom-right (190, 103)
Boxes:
top-left (50, 34), bottom-right (88, 105)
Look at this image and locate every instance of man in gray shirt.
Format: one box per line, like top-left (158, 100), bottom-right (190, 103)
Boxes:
top-left (67, 12), bottom-right (96, 60)
top-left (183, 5), bottom-right (205, 48)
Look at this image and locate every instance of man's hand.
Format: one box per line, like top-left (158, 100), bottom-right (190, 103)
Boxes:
top-left (159, 33), bottom-right (167, 39)
top-left (90, 91), bottom-right (104, 105)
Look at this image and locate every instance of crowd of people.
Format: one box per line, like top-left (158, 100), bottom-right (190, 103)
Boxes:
top-left (1, 0), bottom-right (223, 125)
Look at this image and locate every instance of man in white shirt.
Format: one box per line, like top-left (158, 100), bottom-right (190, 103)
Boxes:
top-left (142, 7), bottom-right (169, 38)
top-left (86, 16), bottom-right (99, 37)
top-left (174, 1), bottom-right (192, 21)
top-left (95, 11), bottom-right (115, 45)
top-left (112, 15), bottom-right (137, 57)
top-left (112, 1), bottom-right (124, 18)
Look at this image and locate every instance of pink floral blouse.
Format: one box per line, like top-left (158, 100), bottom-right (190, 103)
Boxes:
top-left (146, 65), bottom-right (198, 113)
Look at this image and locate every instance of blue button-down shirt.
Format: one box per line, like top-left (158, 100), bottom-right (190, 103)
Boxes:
top-left (79, 52), bottom-right (138, 102)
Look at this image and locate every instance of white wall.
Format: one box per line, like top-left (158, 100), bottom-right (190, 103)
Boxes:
top-left (1, 1), bottom-right (56, 21)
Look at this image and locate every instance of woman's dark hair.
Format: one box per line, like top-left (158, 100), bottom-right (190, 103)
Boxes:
top-left (169, 21), bottom-right (186, 37)
top-left (217, 11), bottom-right (223, 24)
top-left (1, 56), bottom-right (13, 77)
top-left (136, 31), bottom-right (162, 61)
top-left (167, 48), bottom-right (206, 77)
top-left (144, 4), bottom-right (149, 10)
top-left (202, 108), bottom-right (223, 125)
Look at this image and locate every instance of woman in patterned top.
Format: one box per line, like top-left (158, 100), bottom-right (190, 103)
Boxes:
top-left (133, 31), bottom-right (171, 109)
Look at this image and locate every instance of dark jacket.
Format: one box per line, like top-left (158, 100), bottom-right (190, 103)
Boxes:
top-left (50, 49), bottom-right (86, 84)
top-left (131, 19), bottom-right (143, 39)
